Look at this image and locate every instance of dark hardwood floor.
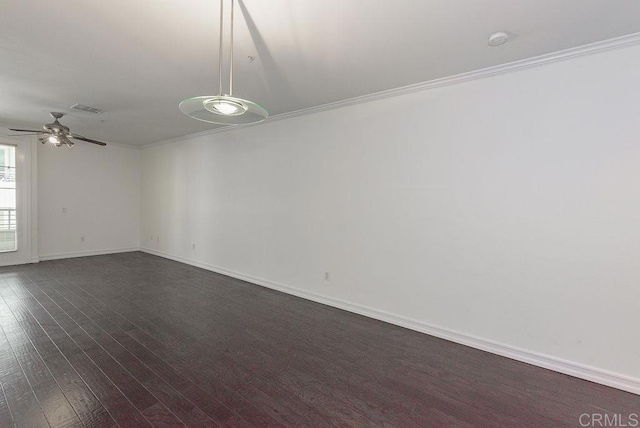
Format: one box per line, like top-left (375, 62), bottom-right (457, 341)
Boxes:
top-left (0, 252), bottom-right (637, 427)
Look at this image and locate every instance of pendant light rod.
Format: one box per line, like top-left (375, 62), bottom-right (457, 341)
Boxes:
top-left (217, 0), bottom-right (235, 96)
top-left (218, 0), bottom-right (224, 96)
top-left (229, 0), bottom-right (234, 96)
top-left (179, 0), bottom-right (268, 124)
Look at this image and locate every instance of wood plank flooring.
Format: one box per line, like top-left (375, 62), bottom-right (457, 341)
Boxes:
top-left (0, 251), bottom-right (637, 427)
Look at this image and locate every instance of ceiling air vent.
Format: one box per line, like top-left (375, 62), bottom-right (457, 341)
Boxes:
top-left (70, 103), bottom-right (105, 114)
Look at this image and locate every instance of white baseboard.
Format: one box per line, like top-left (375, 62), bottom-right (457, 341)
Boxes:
top-left (140, 246), bottom-right (640, 396)
top-left (38, 247), bottom-right (140, 261)
top-left (0, 260), bottom-right (30, 267)
top-left (0, 255), bottom-right (40, 267)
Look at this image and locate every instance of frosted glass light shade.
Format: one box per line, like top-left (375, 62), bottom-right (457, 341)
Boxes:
top-left (179, 95), bottom-right (268, 125)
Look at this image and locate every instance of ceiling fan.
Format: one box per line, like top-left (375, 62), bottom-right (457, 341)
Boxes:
top-left (8, 112), bottom-right (106, 147)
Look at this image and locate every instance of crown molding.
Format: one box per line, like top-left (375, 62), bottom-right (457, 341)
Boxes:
top-left (142, 31), bottom-right (640, 150)
top-left (102, 140), bottom-right (143, 150)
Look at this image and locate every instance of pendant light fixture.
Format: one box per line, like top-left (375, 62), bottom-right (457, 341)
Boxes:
top-left (180, 0), bottom-right (268, 125)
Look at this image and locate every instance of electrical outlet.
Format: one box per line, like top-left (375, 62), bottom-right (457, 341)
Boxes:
top-left (62, 207), bottom-right (67, 214)
top-left (192, 243), bottom-right (196, 250)
top-left (80, 236), bottom-right (85, 242)
top-left (325, 272), bottom-right (330, 281)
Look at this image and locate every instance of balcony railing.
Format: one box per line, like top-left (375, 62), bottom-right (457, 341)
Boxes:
top-left (0, 167), bottom-right (15, 183)
top-left (0, 208), bottom-right (16, 252)
top-left (0, 208), bottom-right (16, 231)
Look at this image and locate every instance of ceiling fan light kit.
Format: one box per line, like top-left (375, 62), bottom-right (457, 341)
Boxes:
top-left (39, 134), bottom-right (73, 147)
top-left (9, 112), bottom-right (107, 147)
top-left (179, 0), bottom-right (268, 125)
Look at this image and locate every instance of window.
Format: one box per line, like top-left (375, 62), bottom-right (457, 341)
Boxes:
top-left (0, 145), bottom-right (16, 252)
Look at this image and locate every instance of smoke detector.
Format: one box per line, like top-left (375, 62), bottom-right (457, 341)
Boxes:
top-left (488, 32), bottom-right (510, 47)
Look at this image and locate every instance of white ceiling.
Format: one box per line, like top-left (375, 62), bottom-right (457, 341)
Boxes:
top-left (2, 0), bottom-right (640, 146)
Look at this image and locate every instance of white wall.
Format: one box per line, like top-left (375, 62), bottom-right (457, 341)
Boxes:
top-left (141, 45), bottom-right (640, 387)
top-left (38, 142), bottom-right (140, 259)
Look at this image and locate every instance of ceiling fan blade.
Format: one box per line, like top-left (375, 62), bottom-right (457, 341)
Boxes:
top-left (6, 133), bottom-right (42, 136)
top-left (9, 128), bottom-right (44, 133)
top-left (69, 134), bottom-right (107, 146)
